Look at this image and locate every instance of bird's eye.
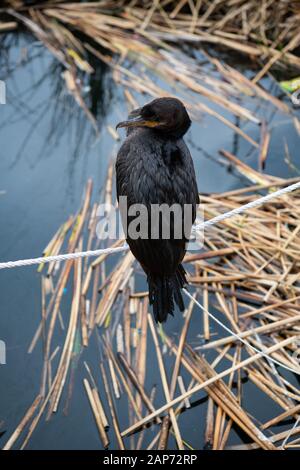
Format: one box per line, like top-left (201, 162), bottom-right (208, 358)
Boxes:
top-left (142, 106), bottom-right (156, 119)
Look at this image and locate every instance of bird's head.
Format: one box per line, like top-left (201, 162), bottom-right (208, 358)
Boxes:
top-left (116, 97), bottom-right (191, 138)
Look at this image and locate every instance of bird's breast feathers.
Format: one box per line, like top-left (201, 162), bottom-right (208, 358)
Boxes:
top-left (116, 134), bottom-right (198, 209)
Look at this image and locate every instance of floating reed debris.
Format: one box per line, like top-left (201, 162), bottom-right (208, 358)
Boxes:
top-left (3, 157), bottom-right (300, 450)
top-left (2, 0), bottom-right (300, 451)
top-left (2, 1), bottom-right (300, 140)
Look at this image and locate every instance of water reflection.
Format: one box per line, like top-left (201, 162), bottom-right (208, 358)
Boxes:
top-left (0, 32), bottom-right (114, 165)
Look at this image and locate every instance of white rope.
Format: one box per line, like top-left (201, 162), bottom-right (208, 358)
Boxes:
top-left (280, 416), bottom-right (300, 449)
top-left (183, 288), bottom-right (300, 376)
top-left (0, 245), bottom-right (129, 270)
top-left (0, 179), bottom-right (300, 270)
top-left (192, 179), bottom-right (300, 231)
top-left (1, 179), bottom-right (300, 377)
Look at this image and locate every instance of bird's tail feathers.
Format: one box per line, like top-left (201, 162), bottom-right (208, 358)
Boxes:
top-left (148, 265), bottom-right (187, 323)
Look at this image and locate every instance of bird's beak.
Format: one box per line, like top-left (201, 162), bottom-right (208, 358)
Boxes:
top-left (116, 107), bottom-right (160, 130)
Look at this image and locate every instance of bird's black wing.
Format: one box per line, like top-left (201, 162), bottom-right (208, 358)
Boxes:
top-left (116, 131), bottom-right (199, 276)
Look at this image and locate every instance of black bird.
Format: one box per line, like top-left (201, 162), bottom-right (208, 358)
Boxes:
top-left (116, 97), bottom-right (199, 322)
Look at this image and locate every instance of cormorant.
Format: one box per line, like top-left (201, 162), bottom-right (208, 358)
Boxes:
top-left (116, 97), bottom-right (199, 322)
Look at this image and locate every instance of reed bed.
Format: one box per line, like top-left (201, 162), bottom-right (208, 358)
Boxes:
top-left (1, 0), bottom-right (300, 451)
top-left (1, 1), bottom-right (300, 140)
top-left (3, 158), bottom-right (300, 450)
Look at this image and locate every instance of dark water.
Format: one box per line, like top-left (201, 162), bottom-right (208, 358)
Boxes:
top-left (0, 34), bottom-right (299, 449)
